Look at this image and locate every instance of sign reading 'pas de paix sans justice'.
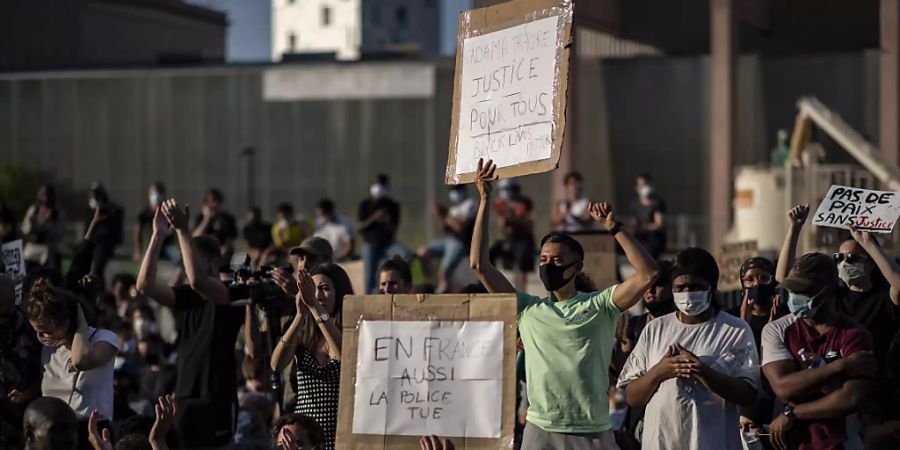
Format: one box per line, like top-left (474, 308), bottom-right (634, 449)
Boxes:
top-left (813, 185), bottom-right (900, 233)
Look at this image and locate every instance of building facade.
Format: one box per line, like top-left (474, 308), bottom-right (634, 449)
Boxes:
top-left (272, 0), bottom-right (362, 61)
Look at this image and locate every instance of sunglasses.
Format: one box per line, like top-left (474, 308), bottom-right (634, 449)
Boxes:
top-left (833, 253), bottom-right (869, 264)
top-left (741, 273), bottom-right (773, 285)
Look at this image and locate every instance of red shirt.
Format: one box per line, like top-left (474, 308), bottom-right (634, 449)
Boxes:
top-left (761, 314), bottom-right (873, 450)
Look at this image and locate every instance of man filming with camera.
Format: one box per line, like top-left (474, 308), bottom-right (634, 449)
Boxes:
top-left (136, 199), bottom-right (245, 448)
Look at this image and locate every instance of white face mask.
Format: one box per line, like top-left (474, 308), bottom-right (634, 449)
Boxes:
top-left (639, 185), bottom-right (654, 199)
top-left (673, 290), bottom-right (711, 316)
top-left (88, 198), bottom-right (99, 210)
top-left (149, 193), bottom-right (162, 207)
top-left (276, 219), bottom-right (289, 228)
top-left (838, 261), bottom-right (866, 286)
top-left (370, 184), bottom-right (388, 199)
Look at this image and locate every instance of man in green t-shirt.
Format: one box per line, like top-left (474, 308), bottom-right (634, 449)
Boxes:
top-left (469, 160), bottom-right (660, 450)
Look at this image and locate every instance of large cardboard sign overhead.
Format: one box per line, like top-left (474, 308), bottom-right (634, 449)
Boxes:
top-left (446, 0), bottom-right (574, 184)
top-left (336, 294), bottom-right (517, 450)
top-left (718, 241), bottom-right (759, 292)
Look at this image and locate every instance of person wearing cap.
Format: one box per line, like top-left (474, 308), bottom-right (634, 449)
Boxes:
top-left (777, 204), bottom-right (900, 423)
top-left (489, 178), bottom-right (536, 290)
top-left (762, 252), bottom-right (877, 450)
top-left (617, 248), bottom-right (759, 450)
top-left (417, 185), bottom-right (478, 293)
top-left (728, 256), bottom-right (782, 449)
top-left (731, 257), bottom-right (782, 348)
top-left (271, 237), bottom-right (335, 298)
top-left (470, 160), bottom-right (659, 450)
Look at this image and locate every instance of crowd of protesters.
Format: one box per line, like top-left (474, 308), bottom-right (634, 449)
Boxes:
top-left (1, 158), bottom-right (899, 450)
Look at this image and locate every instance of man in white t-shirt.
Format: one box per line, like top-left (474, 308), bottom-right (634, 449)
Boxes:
top-left (314, 199), bottom-right (353, 261)
top-left (617, 248), bottom-right (759, 450)
top-left (552, 172), bottom-right (594, 233)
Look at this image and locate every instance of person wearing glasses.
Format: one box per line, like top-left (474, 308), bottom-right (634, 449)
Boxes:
top-left (776, 204), bottom-right (900, 429)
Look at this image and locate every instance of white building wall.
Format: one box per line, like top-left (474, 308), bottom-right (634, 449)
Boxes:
top-left (272, 0), bottom-right (361, 61)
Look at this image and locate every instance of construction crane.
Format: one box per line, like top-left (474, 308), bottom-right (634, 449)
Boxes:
top-left (791, 97), bottom-right (900, 191)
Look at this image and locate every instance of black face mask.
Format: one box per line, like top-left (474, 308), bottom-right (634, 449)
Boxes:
top-left (747, 284), bottom-right (776, 308)
top-left (644, 299), bottom-right (675, 317)
top-left (539, 262), bottom-right (578, 292)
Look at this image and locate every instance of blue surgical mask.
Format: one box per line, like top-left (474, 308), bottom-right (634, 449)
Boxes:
top-left (787, 290), bottom-right (823, 318)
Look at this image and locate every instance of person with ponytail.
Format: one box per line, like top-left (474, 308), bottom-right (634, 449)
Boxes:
top-left (271, 263), bottom-right (353, 450)
top-left (26, 280), bottom-right (118, 449)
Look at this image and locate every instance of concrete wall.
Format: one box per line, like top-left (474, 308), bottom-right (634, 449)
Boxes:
top-left (0, 50), bottom-right (881, 250)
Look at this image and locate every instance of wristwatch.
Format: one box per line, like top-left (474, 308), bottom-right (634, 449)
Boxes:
top-left (317, 312), bottom-right (331, 323)
top-left (782, 404), bottom-right (797, 424)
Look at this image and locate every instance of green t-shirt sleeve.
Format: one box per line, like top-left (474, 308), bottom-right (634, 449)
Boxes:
top-left (590, 285), bottom-right (622, 322)
top-left (516, 290), bottom-right (544, 317)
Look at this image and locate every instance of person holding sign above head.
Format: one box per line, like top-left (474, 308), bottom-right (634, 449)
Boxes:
top-left (616, 248), bottom-right (760, 450)
top-left (469, 159), bottom-right (660, 450)
top-left (776, 204), bottom-right (900, 410)
top-left (271, 263), bottom-right (352, 450)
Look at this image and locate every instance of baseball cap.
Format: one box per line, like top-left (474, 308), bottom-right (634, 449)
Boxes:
top-left (782, 253), bottom-right (838, 295)
top-left (290, 236), bottom-right (334, 262)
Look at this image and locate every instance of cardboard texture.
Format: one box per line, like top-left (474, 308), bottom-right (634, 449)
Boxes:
top-left (336, 294), bottom-right (517, 450)
top-left (446, 0), bottom-right (574, 184)
top-left (570, 232), bottom-right (618, 289)
top-left (718, 241), bottom-right (759, 292)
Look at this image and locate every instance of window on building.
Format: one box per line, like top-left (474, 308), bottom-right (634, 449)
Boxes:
top-left (396, 6), bottom-right (407, 28)
top-left (288, 32), bottom-right (296, 52)
top-left (322, 6), bottom-right (332, 26)
top-left (370, 4), bottom-right (381, 26)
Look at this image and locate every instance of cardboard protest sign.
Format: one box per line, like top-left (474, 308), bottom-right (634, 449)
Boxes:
top-left (1, 240), bottom-right (26, 303)
top-left (569, 232), bottom-right (618, 290)
top-left (812, 185), bottom-right (900, 233)
top-left (336, 294), bottom-right (517, 450)
top-left (446, 0), bottom-right (574, 184)
top-left (718, 241), bottom-right (759, 292)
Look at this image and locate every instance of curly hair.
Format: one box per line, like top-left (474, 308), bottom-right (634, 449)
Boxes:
top-left (25, 279), bottom-right (76, 332)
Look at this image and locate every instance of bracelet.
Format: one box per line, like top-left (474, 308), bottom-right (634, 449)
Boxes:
top-left (608, 221), bottom-right (623, 236)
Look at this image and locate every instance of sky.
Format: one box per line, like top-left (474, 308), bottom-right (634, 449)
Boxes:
top-left (187, 0), bottom-right (472, 62)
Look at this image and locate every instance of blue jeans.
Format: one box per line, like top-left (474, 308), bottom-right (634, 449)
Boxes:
top-left (363, 241), bottom-right (410, 294)
top-left (424, 237), bottom-right (467, 279)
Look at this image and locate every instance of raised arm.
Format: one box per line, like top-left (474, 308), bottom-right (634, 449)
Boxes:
top-left (468, 159), bottom-right (515, 294)
top-left (70, 305), bottom-right (117, 371)
top-left (588, 202), bottom-right (659, 310)
top-left (136, 207), bottom-right (176, 307)
top-left (271, 291), bottom-right (308, 372)
top-left (298, 270), bottom-right (342, 359)
top-left (162, 200), bottom-right (230, 305)
top-left (851, 228), bottom-right (900, 305)
top-left (776, 205), bottom-right (809, 283)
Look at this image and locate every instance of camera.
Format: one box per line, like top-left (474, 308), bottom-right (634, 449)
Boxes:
top-left (223, 252), bottom-right (293, 311)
